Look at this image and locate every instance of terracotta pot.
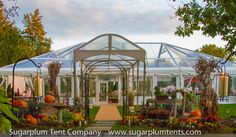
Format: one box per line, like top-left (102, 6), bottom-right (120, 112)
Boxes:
top-left (155, 96), bottom-right (168, 102)
top-left (129, 100), bottom-right (134, 106)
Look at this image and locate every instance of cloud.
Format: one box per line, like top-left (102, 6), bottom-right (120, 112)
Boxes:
top-left (15, 0), bottom-right (178, 39)
top-left (7, 0), bottom-right (225, 50)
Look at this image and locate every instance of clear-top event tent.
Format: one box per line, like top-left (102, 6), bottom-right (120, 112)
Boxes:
top-left (1, 34), bottom-right (236, 105)
top-left (1, 41), bottom-right (236, 75)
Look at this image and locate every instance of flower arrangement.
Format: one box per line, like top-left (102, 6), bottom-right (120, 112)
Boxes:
top-left (73, 112), bottom-right (84, 122)
top-left (148, 109), bottom-right (170, 119)
top-left (169, 117), bottom-right (200, 130)
top-left (202, 115), bottom-right (220, 123)
top-left (148, 109), bottom-right (159, 119)
top-left (169, 116), bottom-right (224, 133)
top-left (124, 115), bottom-right (139, 125)
top-left (162, 85), bottom-right (176, 96)
top-left (42, 114), bottom-right (57, 122)
top-left (11, 99), bottom-right (28, 107)
top-left (154, 86), bottom-right (167, 97)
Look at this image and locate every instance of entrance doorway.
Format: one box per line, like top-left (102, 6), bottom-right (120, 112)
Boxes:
top-left (98, 81), bottom-right (119, 104)
top-left (99, 82), bottom-right (108, 103)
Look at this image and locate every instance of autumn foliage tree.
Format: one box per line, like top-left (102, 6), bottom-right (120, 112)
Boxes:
top-left (175, 0), bottom-right (236, 53)
top-left (0, 1), bottom-right (51, 67)
top-left (23, 9), bottom-right (51, 56)
top-left (0, 1), bottom-right (32, 66)
top-left (197, 44), bottom-right (235, 61)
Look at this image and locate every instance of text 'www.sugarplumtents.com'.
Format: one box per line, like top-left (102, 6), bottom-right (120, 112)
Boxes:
top-left (9, 129), bottom-right (201, 137)
top-left (108, 129), bottom-right (202, 136)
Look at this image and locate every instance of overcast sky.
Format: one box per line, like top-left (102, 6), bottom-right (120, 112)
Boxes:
top-left (5, 0), bottom-right (226, 50)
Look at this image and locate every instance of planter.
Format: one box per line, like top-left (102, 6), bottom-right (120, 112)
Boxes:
top-left (129, 100), bottom-right (134, 106)
top-left (108, 98), bottom-right (118, 103)
top-left (155, 96), bottom-right (168, 102)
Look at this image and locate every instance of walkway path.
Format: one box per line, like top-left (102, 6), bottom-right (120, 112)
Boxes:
top-left (86, 104), bottom-right (122, 131)
top-left (95, 104), bottom-right (122, 121)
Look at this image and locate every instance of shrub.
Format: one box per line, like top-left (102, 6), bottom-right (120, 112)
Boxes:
top-left (0, 87), bottom-right (19, 133)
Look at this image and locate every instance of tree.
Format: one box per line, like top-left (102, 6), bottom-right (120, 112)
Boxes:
top-left (175, 0), bottom-right (236, 53)
top-left (0, 1), bottom-right (52, 67)
top-left (0, 1), bottom-right (32, 67)
top-left (197, 44), bottom-right (235, 61)
top-left (23, 9), bottom-right (51, 56)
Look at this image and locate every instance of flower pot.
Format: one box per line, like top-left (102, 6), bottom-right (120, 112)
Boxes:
top-left (155, 96), bottom-right (168, 102)
top-left (129, 100), bottom-right (134, 106)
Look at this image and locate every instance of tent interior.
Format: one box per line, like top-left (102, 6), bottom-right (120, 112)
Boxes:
top-left (1, 33), bottom-right (236, 104)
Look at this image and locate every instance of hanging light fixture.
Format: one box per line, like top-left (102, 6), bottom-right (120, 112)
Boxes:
top-left (34, 74), bottom-right (43, 98)
top-left (216, 62), bottom-right (229, 101)
top-left (217, 72), bottom-right (229, 97)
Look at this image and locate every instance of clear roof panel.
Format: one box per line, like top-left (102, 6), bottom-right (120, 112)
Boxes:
top-left (1, 40), bottom-right (236, 75)
top-left (2, 43), bottom-right (83, 69)
top-left (79, 36), bottom-right (108, 50)
top-left (112, 36), bottom-right (141, 50)
top-left (137, 42), bottom-right (236, 68)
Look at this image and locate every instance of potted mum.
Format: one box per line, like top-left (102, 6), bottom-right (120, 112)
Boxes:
top-left (154, 86), bottom-right (168, 101)
top-left (128, 91), bottom-right (135, 106)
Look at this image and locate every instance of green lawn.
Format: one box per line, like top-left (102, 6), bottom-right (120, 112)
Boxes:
top-left (62, 106), bottom-right (100, 123)
top-left (117, 105), bottom-right (123, 116)
top-left (89, 106), bottom-right (100, 123)
top-left (219, 104), bottom-right (236, 119)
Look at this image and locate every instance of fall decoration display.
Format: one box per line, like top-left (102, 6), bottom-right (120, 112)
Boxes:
top-left (190, 109), bottom-right (202, 117)
top-left (25, 114), bottom-right (33, 121)
top-left (12, 99), bottom-right (28, 107)
top-left (25, 114), bottom-right (38, 125)
top-left (73, 112), bottom-right (84, 121)
top-left (45, 95), bottom-right (55, 103)
top-left (194, 57), bottom-right (220, 117)
top-left (48, 62), bottom-right (61, 102)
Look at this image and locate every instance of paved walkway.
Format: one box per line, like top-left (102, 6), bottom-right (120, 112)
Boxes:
top-left (86, 104), bottom-right (121, 131)
top-left (95, 104), bottom-right (122, 121)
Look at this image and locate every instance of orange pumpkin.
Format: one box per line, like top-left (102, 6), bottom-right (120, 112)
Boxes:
top-left (29, 117), bottom-right (38, 125)
top-left (25, 114), bottom-right (33, 122)
top-left (19, 100), bottom-right (28, 107)
top-left (190, 109), bottom-right (202, 117)
top-left (45, 95), bottom-right (55, 103)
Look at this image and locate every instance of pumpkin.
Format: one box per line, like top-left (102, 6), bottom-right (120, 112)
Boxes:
top-left (45, 95), bottom-right (55, 103)
top-left (25, 114), bottom-right (33, 122)
top-left (29, 117), bottom-right (38, 125)
top-left (19, 100), bottom-right (28, 107)
top-left (190, 109), bottom-right (202, 117)
top-left (12, 99), bottom-right (27, 107)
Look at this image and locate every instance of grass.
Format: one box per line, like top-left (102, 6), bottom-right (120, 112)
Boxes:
top-left (117, 105), bottom-right (123, 116)
top-left (89, 106), bottom-right (100, 123)
top-left (219, 104), bottom-right (236, 119)
top-left (62, 109), bottom-right (73, 122)
top-left (62, 106), bottom-right (100, 123)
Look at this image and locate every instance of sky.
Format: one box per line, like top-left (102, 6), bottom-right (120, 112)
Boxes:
top-left (5, 0), bottom-right (226, 51)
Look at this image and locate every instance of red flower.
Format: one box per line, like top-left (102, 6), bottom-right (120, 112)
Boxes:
top-left (203, 115), bottom-right (220, 123)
